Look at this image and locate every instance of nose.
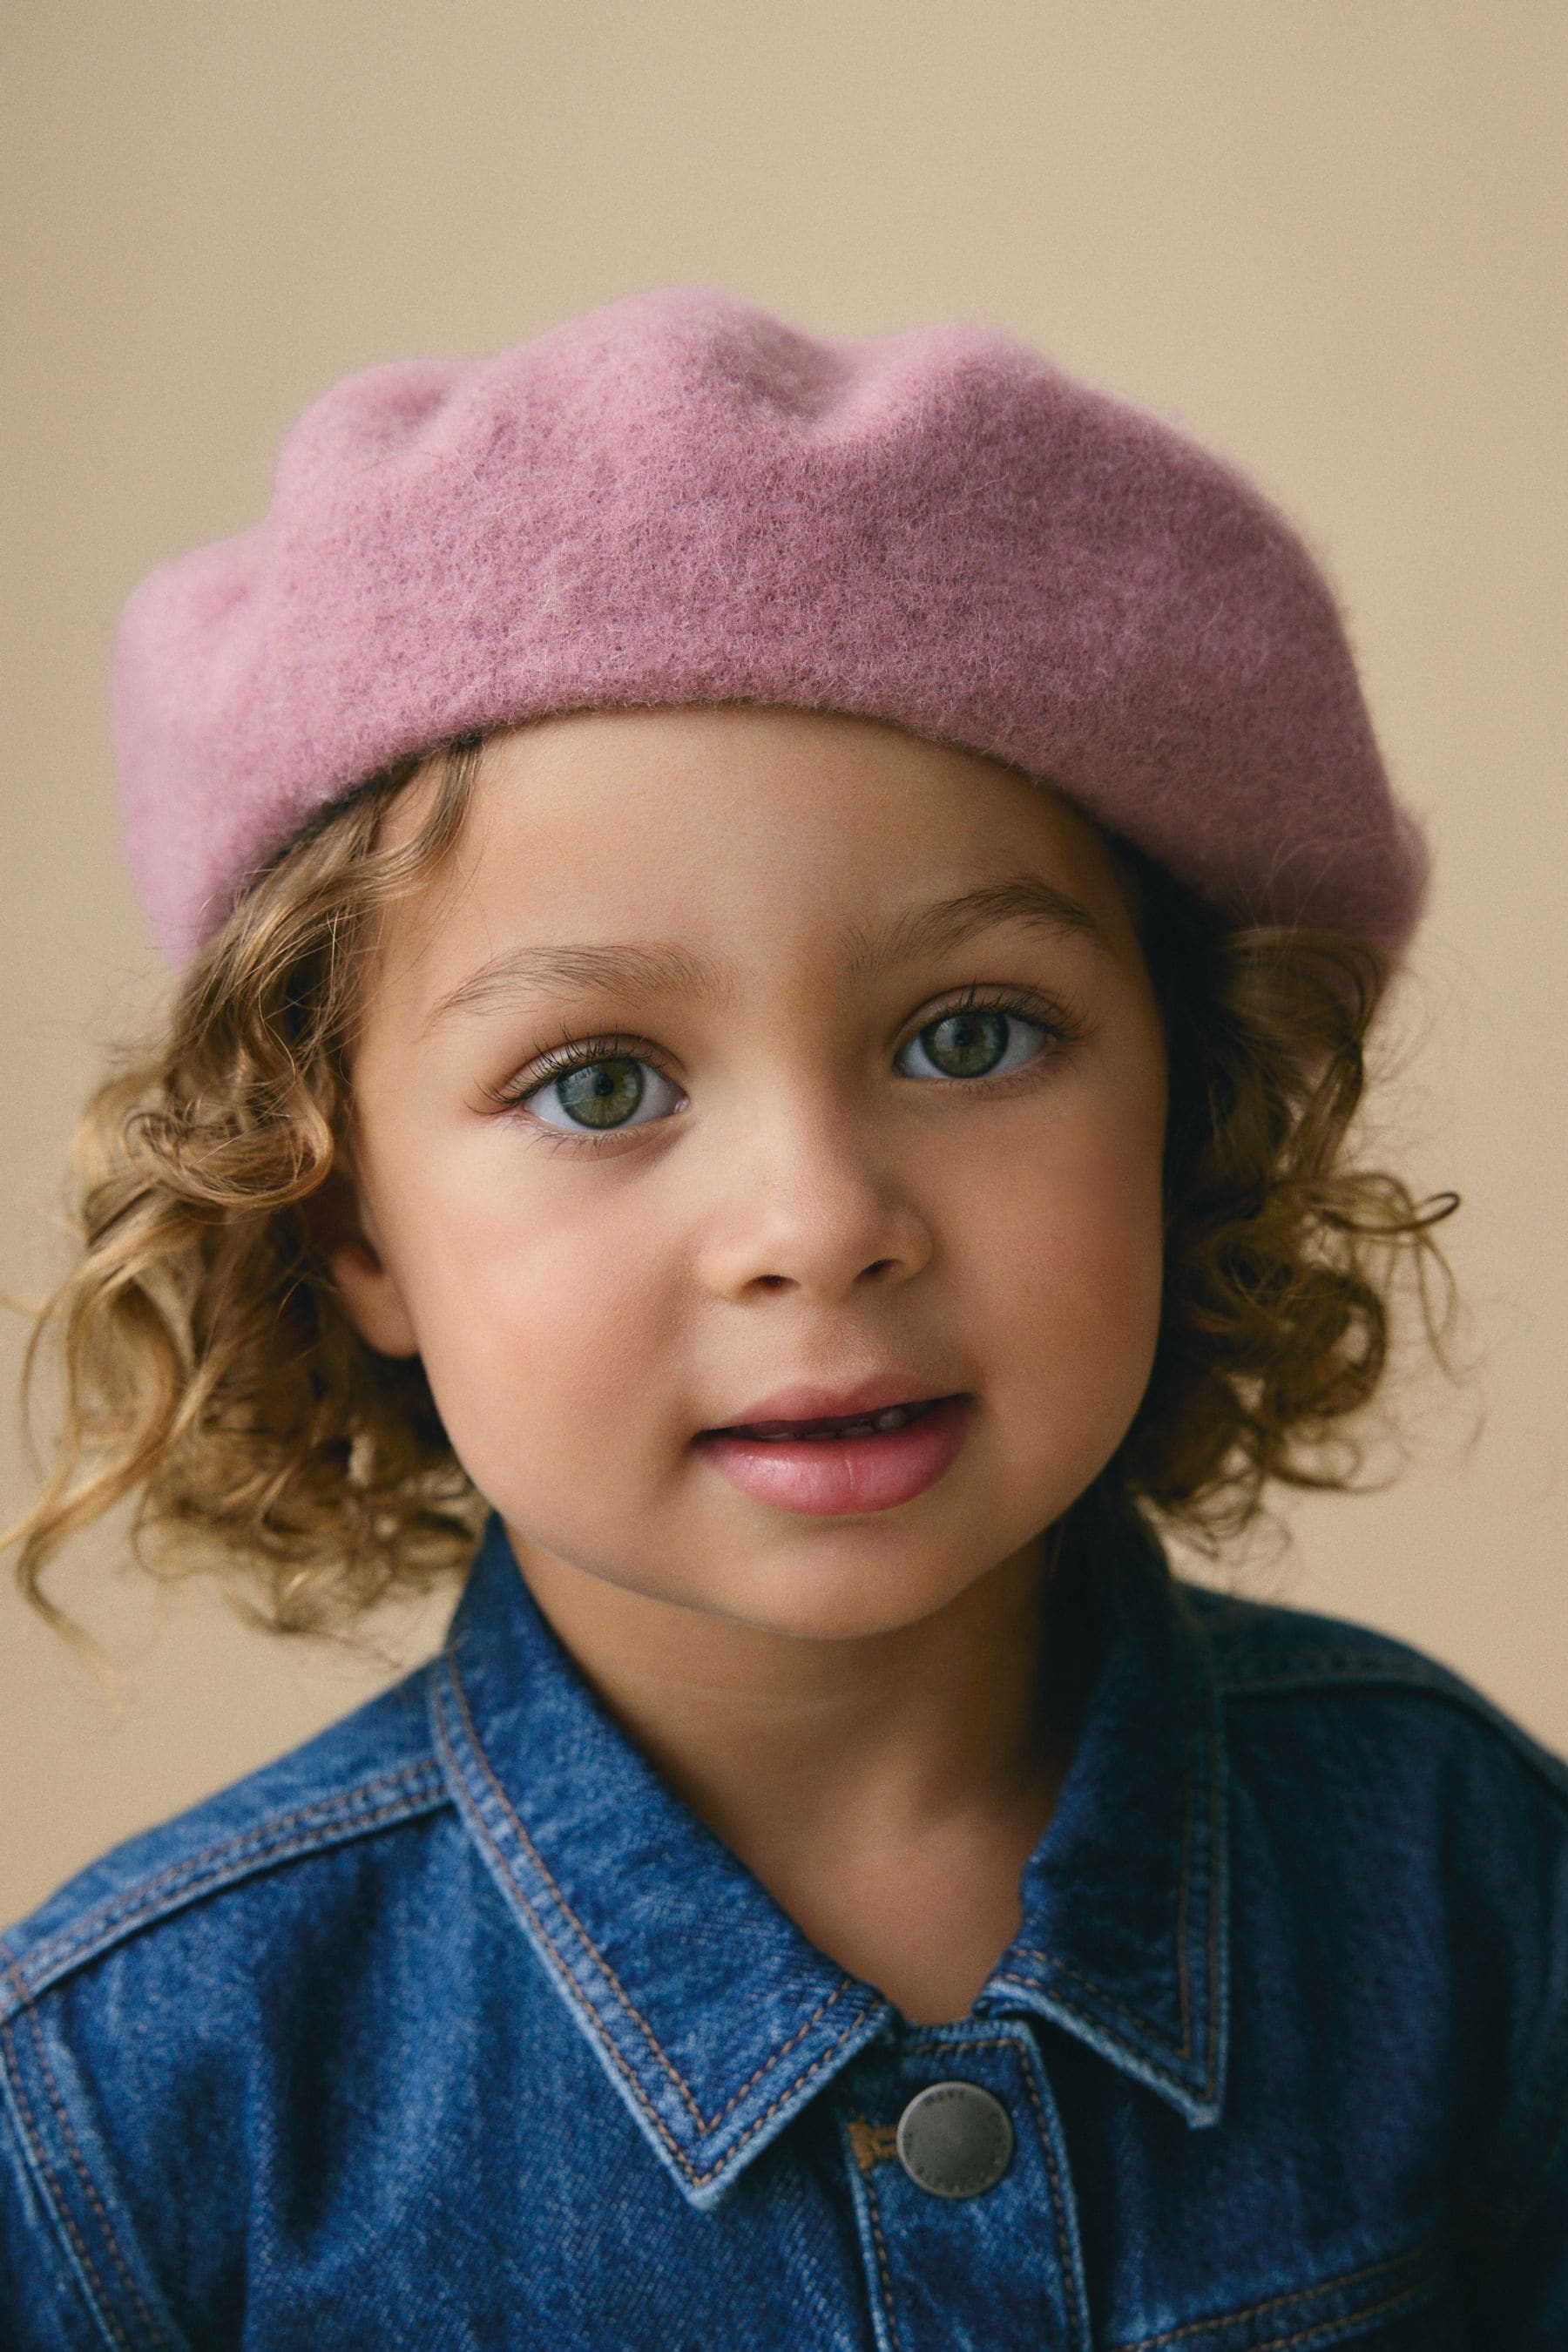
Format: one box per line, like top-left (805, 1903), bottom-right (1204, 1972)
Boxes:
top-left (693, 1090), bottom-right (934, 1302)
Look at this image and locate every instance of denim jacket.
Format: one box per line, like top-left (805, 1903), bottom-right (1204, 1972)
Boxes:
top-left (3, 1511), bottom-right (1566, 2350)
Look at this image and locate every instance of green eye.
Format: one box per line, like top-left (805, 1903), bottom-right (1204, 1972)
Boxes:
top-left (554, 1060), bottom-right (645, 1128)
top-left (527, 1055), bottom-right (681, 1134)
top-left (898, 1004), bottom-right (1048, 1085)
top-left (920, 1009), bottom-right (1010, 1078)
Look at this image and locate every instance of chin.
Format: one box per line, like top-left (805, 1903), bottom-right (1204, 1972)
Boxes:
top-left (717, 1557), bottom-right (983, 1645)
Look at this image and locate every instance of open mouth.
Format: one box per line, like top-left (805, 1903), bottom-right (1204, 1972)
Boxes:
top-left (707, 1396), bottom-right (957, 1443)
top-left (695, 1394), bottom-right (976, 1514)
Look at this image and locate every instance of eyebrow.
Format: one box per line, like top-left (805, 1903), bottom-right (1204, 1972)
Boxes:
top-left (422, 871), bottom-right (1114, 1032)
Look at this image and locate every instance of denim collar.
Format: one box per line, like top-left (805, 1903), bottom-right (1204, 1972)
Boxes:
top-left (428, 1510), bottom-right (1228, 2211)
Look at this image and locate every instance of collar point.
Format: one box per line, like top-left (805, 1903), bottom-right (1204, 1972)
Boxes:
top-left (641, 1995), bottom-right (897, 2212)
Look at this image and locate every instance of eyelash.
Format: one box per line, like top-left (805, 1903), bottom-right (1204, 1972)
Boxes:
top-left (487, 981), bottom-right (1089, 1152)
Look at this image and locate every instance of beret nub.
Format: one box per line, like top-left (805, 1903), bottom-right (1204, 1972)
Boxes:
top-left (112, 284), bottom-right (1429, 964)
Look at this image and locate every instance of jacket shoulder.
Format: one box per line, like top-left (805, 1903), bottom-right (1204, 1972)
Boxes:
top-left (0, 1660), bottom-right (448, 2017)
top-left (1179, 1578), bottom-right (1568, 1809)
top-left (1178, 1575), bottom-right (1568, 2259)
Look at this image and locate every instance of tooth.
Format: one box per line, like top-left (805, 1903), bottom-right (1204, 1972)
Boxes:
top-left (733, 1402), bottom-right (933, 1441)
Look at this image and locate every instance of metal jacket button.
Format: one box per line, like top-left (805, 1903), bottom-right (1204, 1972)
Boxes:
top-left (895, 2080), bottom-right (1014, 2199)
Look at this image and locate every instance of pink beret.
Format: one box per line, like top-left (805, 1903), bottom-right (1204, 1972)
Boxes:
top-left (112, 284), bottom-right (1429, 964)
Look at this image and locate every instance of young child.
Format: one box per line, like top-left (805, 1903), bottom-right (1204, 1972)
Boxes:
top-left (2, 286), bottom-right (1564, 2349)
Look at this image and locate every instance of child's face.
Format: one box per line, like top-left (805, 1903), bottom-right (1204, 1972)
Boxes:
top-left (333, 705), bottom-right (1168, 1643)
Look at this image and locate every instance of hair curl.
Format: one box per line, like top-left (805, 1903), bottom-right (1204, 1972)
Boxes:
top-left (6, 734), bottom-right (1460, 1686)
top-left (1109, 838), bottom-right (1458, 1539)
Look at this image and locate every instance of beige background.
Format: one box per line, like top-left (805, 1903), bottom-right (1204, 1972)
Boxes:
top-left (3, 1), bottom-right (1565, 1933)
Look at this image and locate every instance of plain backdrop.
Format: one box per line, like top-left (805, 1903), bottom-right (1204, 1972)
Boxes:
top-left (3, 0), bottom-right (1565, 1931)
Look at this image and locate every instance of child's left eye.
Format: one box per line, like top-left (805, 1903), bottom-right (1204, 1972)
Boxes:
top-left (894, 1001), bottom-right (1051, 1085)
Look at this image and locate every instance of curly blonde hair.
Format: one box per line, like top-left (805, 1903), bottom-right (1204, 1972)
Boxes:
top-left (6, 732), bottom-right (1460, 1686)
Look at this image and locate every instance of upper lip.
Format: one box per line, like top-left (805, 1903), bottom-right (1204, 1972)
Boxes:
top-left (700, 1375), bottom-right (966, 1432)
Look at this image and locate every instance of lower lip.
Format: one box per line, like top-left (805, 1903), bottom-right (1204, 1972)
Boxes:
top-left (694, 1396), bottom-right (975, 1517)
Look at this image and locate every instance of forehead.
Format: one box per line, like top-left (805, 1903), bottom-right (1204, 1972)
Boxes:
top-left (378, 703), bottom-right (1142, 987)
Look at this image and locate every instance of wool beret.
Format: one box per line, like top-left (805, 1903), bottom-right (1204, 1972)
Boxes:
top-left (112, 283), bottom-right (1429, 965)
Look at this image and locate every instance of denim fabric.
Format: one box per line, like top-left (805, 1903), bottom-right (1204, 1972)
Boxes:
top-left (3, 1510), bottom-right (1566, 2350)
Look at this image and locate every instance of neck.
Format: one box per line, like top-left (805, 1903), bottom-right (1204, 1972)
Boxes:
top-left (504, 1524), bottom-right (1083, 1881)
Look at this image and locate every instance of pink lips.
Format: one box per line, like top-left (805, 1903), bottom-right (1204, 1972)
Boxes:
top-left (704, 1374), bottom-right (957, 1429)
top-left (694, 1395), bottom-right (976, 1517)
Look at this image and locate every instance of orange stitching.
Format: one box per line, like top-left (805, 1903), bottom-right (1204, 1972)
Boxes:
top-left (694, 2008), bottom-right (876, 2184)
top-left (432, 1670), bottom-right (873, 2186)
top-left (1221, 1652), bottom-right (1459, 1686)
top-left (9, 1786), bottom-right (449, 2022)
top-left (2, 1957), bottom-right (160, 2352)
top-left (16, 1761), bottom-right (443, 1990)
top-left (950, 2031), bottom-right (1080, 2324)
top-left (705, 1991), bottom-right (850, 2126)
top-left (1256, 2281), bottom-right (1433, 2350)
top-left (860, 2164), bottom-right (904, 2352)
top-left (0, 2010), bottom-right (134, 2352)
top-left (986, 1971), bottom-right (1220, 2117)
top-left (845, 2032), bottom-right (1082, 2344)
top-left (1009, 2038), bottom-right (1082, 2339)
top-left (1107, 2240), bottom-right (1435, 2351)
top-left (21, 1997), bottom-right (166, 2347)
top-left (439, 1661), bottom-right (717, 2126)
top-left (439, 1652), bottom-right (855, 2133)
top-left (1008, 1952), bottom-right (1185, 2047)
top-left (29, 1761), bottom-right (442, 1966)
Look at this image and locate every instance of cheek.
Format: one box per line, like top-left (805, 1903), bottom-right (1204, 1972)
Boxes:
top-left (392, 1148), bottom-right (681, 1485)
top-left (963, 1087), bottom-right (1167, 1429)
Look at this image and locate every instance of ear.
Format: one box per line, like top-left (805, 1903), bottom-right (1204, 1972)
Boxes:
top-left (305, 1170), bottom-right (422, 1361)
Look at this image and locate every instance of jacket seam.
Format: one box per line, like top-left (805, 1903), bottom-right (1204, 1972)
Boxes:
top-left (437, 1653), bottom-right (857, 2132)
top-left (1105, 2234), bottom-right (1437, 2350)
top-left (4, 1761), bottom-right (448, 2013)
top-left (1004, 1621), bottom-right (1223, 2103)
top-left (1216, 1667), bottom-right (1568, 1810)
top-left (1006, 1954), bottom-right (1184, 2051)
top-left (980, 2031), bottom-right (1079, 2335)
top-left (858, 2166), bottom-right (903, 2352)
top-left (847, 2031), bottom-right (1076, 2351)
top-left (0, 1948), bottom-right (160, 2350)
top-left (2, 2011), bottom-right (137, 2352)
top-left (1220, 1653), bottom-right (1516, 1692)
top-left (990, 1973), bottom-right (1201, 2094)
top-left (433, 1658), bottom-right (875, 2184)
